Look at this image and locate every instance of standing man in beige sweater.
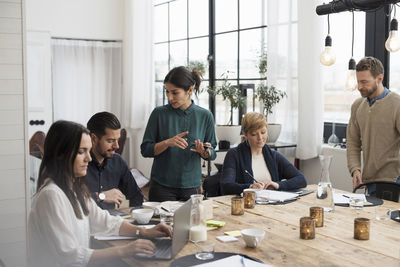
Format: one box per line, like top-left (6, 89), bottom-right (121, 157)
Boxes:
top-left (347, 56), bottom-right (400, 193)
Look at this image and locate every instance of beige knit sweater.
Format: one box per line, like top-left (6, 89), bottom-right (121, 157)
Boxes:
top-left (347, 92), bottom-right (400, 183)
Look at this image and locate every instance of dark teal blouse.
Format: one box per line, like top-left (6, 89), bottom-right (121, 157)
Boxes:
top-left (141, 102), bottom-right (217, 188)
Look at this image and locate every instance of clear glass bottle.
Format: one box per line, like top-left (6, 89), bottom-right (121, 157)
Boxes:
top-left (316, 155), bottom-right (335, 212)
top-left (189, 194), bottom-right (207, 242)
top-left (327, 123), bottom-right (340, 145)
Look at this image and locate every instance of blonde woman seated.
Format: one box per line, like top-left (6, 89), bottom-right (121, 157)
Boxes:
top-left (220, 112), bottom-right (306, 195)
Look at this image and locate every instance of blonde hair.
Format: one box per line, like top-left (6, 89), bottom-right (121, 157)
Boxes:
top-left (241, 112), bottom-right (267, 134)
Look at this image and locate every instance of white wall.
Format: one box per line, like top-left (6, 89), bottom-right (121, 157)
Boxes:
top-left (0, 0), bottom-right (28, 266)
top-left (25, 0), bottom-right (124, 40)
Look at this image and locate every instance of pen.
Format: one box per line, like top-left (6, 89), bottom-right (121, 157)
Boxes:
top-left (244, 170), bottom-right (260, 184)
top-left (342, 194), bottom-right (350, 198)
top-left (161, 207), bottom-right (170, 213)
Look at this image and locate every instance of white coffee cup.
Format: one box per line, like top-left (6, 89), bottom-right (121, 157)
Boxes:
top-left (241, 228), bottom-right (265, 248)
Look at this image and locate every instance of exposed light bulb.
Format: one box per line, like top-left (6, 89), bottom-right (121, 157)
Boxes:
top-left (345, 58), bottom-right (357, 91)
top-left (320, 35), bottom-right (336, 66)
top-left (385, 18), bottom-right (400, 52)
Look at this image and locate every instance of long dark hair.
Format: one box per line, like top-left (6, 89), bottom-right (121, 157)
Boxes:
top-left (37, 120), bottom-right (91, 219)
top-left (164, 66), bottom-right (202, 95)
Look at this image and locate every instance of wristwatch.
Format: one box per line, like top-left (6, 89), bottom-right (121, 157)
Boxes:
top-left (98, 192), bottom-right (106, 202)
top-left (136, 227), bottom-right (142, 237)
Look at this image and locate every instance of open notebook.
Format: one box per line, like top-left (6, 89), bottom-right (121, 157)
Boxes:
top-left (256, 190), bottom-right (299, 202)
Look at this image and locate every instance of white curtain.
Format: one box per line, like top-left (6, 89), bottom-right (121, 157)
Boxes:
top-left (266, 1), bottom-right (298, 156)
top-left (296, 0), bottom-right (324, 159)
top-left (122, 0), bottom-right (155, 170)
top-left (52, 39), bottom-right (123, 126)
top-left (122, 0), bottom-right (154, 129)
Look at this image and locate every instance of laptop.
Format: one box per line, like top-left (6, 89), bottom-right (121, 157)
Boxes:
top-left (134, 199), bottom-right (191, 260)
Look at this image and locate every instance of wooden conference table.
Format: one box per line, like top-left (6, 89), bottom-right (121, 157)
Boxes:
top-left (93, 185), bottom-right (400, 267)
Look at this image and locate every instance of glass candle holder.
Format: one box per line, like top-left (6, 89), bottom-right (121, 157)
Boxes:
top-left (300, 217), bottom-right (315, 240)
top-left (231, 196), bottom-right (244, 215)
top-left (309, 207), bottom-right (324, 227)
top-left (354, 218), bottom-right (370, 240)
top-left (243, 189), bottom-right (256, 209)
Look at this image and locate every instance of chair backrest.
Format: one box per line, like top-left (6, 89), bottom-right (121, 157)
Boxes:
top-left (116, 128), bottom-right (127, 155)
top-left (353, 181), bottom-right (400, 202)
top-left (202, 172), bottom-right (221, 197)
top-left (29, 131), bottom-right (46, 159)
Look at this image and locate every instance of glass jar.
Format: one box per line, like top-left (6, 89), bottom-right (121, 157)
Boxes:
top-left (316, 155), bottom-right (335, 212)
top-left (189, 194), bottom-right (207, 242)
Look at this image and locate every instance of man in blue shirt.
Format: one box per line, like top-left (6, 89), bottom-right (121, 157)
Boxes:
top-left (86, 112), bottom-right (143, 209)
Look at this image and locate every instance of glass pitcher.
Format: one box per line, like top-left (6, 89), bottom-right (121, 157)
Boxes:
top-left (189, 194), bottom-right (207, 242)
top-left (316, 155), bottom-right (335, 212)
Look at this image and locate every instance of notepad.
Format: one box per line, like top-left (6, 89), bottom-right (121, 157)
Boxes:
top-left (206, 220), bottom-right (225, 227)
top-left (333, 193), bottom-right (366, 204)
top-left (192, 255), bottom-right (271, 267)
top-left (216, 235), bottom-right (238, 242)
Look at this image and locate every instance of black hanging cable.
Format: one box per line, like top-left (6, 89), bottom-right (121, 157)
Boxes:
top-left (351, 10), bottom-right (355, 58)
top-left (328, 14), bottom-right (331, 34)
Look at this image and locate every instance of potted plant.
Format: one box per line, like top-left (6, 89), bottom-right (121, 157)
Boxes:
top-left (256, 51), bottom-right (287, 143)
top-left (207, 72), bottom-right (245, 148)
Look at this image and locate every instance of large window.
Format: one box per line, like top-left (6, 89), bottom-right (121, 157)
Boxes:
top-left (153, 0), bottom-right (274, 125)
top-left (154, 0), bottom-right (209, 109)
top-left (321, 11), bottom-right (365, 124)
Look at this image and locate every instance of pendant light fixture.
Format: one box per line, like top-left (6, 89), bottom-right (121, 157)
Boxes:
top-left (385, 5), bottom-right (400, 52)
top-left (320, 14), bottom-right (336, 66)
top-left (345, 11), bottom-right (358, 91)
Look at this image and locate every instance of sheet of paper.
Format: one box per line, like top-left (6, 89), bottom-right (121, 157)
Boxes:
top-left (192, 255), bottom-right (271, 267)
top-left (333, 193), bottom-right (367, 204)
top-left (257, 190), bottom-right (298, 202)
top-left (130, 168), bottom-right (149, 188)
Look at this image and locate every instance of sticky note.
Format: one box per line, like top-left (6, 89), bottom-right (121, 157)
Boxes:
top-left (216, 235), bottom-right (238, 242)
top-left (206, 220), bottom-right (226, 227)
top-left (224, 230), bottom-right (241, 237)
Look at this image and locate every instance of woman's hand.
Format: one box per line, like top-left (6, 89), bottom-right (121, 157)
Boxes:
top-left (141, 223), bottom-right (173, 239)
top-left (263, 181), bottom-right (279, 190)
top-left (166, 131), bottom-right (189, 150)
top-left (190, 139), bottom-right (210, 158)
top-left (122, 239), bottom-right (156, 256)
top-left (250, 182), bottom-right (265, 189)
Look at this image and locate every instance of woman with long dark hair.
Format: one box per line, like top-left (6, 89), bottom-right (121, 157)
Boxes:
top-left (28, 120), bottom-right (171, 267)
top-left (141, 66), bottom-right (217, 201)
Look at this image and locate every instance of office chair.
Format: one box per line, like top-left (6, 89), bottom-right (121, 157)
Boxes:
top-left (29, 131), bottom-right (46, 159)
top-left (353, 181), bottom-right (400, 202)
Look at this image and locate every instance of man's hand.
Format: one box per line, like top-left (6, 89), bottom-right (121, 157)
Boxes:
top-left (141, 223), bottom-right (173, 239)
top-left (352, 170), bottom-right (362, 190)
top-left (102, 188), bottom-right (125, 207)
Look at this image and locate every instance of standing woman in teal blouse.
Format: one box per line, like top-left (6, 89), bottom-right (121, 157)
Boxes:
top-left (141, 66), bottom-right (217, 201)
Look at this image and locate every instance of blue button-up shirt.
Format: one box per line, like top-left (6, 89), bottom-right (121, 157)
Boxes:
top-left (366, 87), bottom-right (389, 106)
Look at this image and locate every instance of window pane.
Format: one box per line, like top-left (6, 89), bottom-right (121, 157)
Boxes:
top-left (390, 51), bottom-right (400, 93)
top-left (322, 12), bottom-right (365, 123)
top-left (239, 28), bottom-right (266, 79)
top-left (189, 0), bottom-right (209, 37)
top-left (154, 43), bottom-right (169, 81)
top-left (214, 81), bottom-right (240, 125)
top-left (170, 0), bottom-right (187, 40)
top-left (278, 0), bottom-right (290, 23)
top-left (239, 0), bottom-right (263, 29)
top-left (189, 37), bottom-right (209, 80)
top-left (170, 40), bottom-right (188, 68)
top-left (155, 82), bottom-right (165, 106)
top-left (154, 4), bottom-right (169, 43)
top-left (215, 32), bottom-right (238, 79)
top-left (240, 81), bottom-right (260, 114)
top-left (193, 87), bottom-right (209, 110)
top-left (216, 0), bottom-right (238, 33)
top-left (291, 0), bottom-right (297, 21)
